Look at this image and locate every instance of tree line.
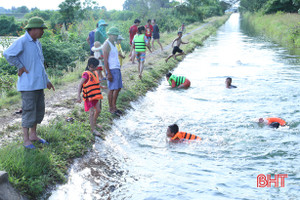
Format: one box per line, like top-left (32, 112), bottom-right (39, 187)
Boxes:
top-left (240, 0), bottom-right (300, 14)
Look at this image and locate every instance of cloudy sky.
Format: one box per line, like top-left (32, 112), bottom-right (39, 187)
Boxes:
top-left (0, 0), bottom-right (125, 11)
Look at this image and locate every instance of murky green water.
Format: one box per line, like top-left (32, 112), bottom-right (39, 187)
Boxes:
top-left (49, 13), bottom-right (300, 200)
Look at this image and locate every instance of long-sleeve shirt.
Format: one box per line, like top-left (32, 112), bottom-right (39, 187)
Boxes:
top-left (4, 31), bottom-right (50, 91)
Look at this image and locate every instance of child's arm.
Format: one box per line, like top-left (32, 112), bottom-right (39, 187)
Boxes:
top-left (100, 84), bottom-right (107, 89)
top-left (144, 36), bottom-right (152, 53)
top-left (171, 80), bottom-right (176, 88)
top-left (77, 78), bottom-right (87, 103)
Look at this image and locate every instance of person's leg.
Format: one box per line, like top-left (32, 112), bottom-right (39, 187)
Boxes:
top-left (112, 89), bottom-right (121, 111)
top-left (89, 107), bottom-right (95, 132)
top-left (152, 39), bottom-right (155, 51)
top-left (165, 54), bottom-right (174, 62)
top-left (174, 52), bottom-right (185, 59)
top-left (157, 39), bottom-right (163, 50)
top-left (23, 127), bottom-right (32, 146)
top-left (108, 90), bottom-right (114, 112)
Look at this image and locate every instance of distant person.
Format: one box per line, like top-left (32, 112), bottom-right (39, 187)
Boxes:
top-left (165, 31), bottom-right (188, 63)
top-left (258, 117), bottom-right (286, 129)
top-left (151, 19), bottom-right (163, 51)
top-left (95, 19), bottom-right (108, 44)
top-left (116, 35), bottom-right (125, 67)
top-left (86, 23), bottom-right (98, 55)
top-left (145, 19), bottom-right (153, 44)
top-left (225, 77), bottom-right (237, 89)
top-left (103, 27), bottom-right (123, 116)
top-left (77, 57), bottom-right (106, 137)
top-left (129, 19), bottom-right (141, 64)
top-left (3, 17), bottom-right (55, 149)
top-left (166, 72), bottom-right (190, 89)
top-left (91, 41), bottom-right (105, 80)
top-left (133, 26), bottom-right (152, 79)
top-left (167, 124), bottom-right (201, 141)
top-left (180, 23), bottom-right (185, 33)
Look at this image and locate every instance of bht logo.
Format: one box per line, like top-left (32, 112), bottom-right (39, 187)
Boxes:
top-left (257, 174), bottom-right (288, 188)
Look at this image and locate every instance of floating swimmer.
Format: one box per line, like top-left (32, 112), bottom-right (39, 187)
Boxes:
top-left (167, 124), bottom-right (201, 141)
top-left (166, 72), bottom-right (191, 89)
top-left (258, 117), bottom-right (286, 129)
top-left (225, 77), bottom-right (237, 89)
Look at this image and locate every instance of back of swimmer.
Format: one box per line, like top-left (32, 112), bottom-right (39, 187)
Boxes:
top-left (166, 72), bottom-right (191, 89)
top-left (167, 124), bottom-right (201, 141)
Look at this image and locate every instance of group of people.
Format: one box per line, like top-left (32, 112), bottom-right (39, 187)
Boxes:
top-left (3, 16), bottom-right (287, 148)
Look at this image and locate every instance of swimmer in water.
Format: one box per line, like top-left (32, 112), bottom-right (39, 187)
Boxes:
top-left (166, 72), bottom-right (191, 89)
top-left (225, 77), bottom-right (237, 89)
top-left (167, 124), bottom-right (201, 141)
top-left (258, 117), bottom-right (286, 129)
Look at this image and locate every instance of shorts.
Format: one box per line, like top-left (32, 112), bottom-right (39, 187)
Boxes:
top-left (153, 33), bottom-right (160, 39)
top-left (21, 90), bottom-right (45, 128)
top-left (146, 36), bottom-right (151, 40)
top-left (136, 52), bottom-right (146, 62)
top-left (107, 69), bottom-right (123, 90)
top-left (181, 79), bottom-right (191, 88)
top-left (172, 46), bottom-right (183, 55)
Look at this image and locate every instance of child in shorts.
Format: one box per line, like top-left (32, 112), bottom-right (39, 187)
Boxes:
top-left (165, 31), bottom-right (188, 63)
top-left (132, 26), bottom-right (152, 79)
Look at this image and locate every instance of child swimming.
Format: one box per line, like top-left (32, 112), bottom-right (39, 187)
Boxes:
top-left (167, 124), bottom-right (201, 141)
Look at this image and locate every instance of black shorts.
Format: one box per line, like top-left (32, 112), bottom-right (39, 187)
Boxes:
top-left (172, 46), bottom-right (183, 55)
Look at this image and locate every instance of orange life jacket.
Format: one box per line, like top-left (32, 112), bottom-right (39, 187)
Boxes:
top-left (266, 117), bottom-right (286, 126)
top-left (82, 70), bottom-right (103, 101)
top-left (171, 131), bottom-right (201, 141)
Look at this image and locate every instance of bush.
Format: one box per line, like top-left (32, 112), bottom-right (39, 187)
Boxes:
top-left (0, 16), bottom-right (21, 36)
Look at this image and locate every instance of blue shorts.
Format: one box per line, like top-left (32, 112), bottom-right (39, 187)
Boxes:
top-left (107, 69), bottom-right (123, 90)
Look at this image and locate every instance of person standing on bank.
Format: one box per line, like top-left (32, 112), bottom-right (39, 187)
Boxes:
top-left (94, 19), bottom-right (108, 44)
top-left (103, 27), bottom-right (123, 116)
top-left (86, 23), bottom-right (98, 56)
top-left (3, 17), bottom-right (55, 149)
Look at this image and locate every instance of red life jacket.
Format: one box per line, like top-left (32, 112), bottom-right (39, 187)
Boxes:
top-left (266, 117), bottom-right (286, 126)
top-left (171, 131), bottom-right (201, 141)
top-left (82, 70), bottom-right (103, 101)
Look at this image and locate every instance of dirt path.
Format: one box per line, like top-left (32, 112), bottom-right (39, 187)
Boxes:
top-left (0, 21), bottom-right (212, 147)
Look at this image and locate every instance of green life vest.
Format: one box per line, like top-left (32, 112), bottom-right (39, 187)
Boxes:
top-left (134, 34), bottom-right (146, 52)
top-left (168, 75), bottom-right (186, 86)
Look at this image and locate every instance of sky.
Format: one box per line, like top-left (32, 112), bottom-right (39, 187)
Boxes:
top-left (0, 0), bottom-right (126, 11)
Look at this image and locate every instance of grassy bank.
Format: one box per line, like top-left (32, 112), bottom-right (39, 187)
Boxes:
top-left (0, 14), bottom-right (230, 199)
top-left (241, 12), bottom-right (300, 54)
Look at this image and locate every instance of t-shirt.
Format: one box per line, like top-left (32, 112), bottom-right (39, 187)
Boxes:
top-left (88, 30), bottom-right (95, 49)
top-left (129, 25), bottom-right (138, 45)
top-left (153, 24), bottom-right (160, 39)
top-left (145, 24), bottom-right (153, 37)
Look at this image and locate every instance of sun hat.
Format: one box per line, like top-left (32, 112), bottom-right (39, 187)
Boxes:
top-left (24, 17), bottom-right (48, 29)
top-left (107, 27), bottom-right (120, 36)
top-left (98, 19), bottom-right (108, 26)
top-left (117, 35), bottom-right (124, 40)
top-left (91, 41), bottom-right (102, 52)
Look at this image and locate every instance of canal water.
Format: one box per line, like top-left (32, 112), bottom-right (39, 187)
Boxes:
top-left (49, 13), bottom-right (300, 199)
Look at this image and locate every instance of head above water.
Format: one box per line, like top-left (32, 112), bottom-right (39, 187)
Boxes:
top-left (166, 72), bottom-right (172, 81)
top-left (167, 124), bottom-right (179, 138)
top-left (86, 57), bottom-right (99, 71)
top-left (225, 77), bottom-right (232, 86)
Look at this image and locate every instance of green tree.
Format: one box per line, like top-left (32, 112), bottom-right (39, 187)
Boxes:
top-left (59, 0), bottom-right (82, 26)
top-left (0, 16), bottom-right (20, 36)
top-left (15, 6), bottom-right (29, 14)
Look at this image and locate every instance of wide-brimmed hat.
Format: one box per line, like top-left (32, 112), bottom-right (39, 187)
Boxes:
top-left (25, 17), bottom-right (48, 29)
top-left (117, 35), bottom-right (124, 40)
top-left (98, 19), bottom-right (108, 26)
top-left (91, 41), bottom-right (102, 51)
top-left (107, 27), bottom-right (120, 36)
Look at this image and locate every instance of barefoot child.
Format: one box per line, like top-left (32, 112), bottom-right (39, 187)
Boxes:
top-left (133, 26), bottom-right (152, 79)
top-left (165, 31), bottom-right (188, 63)
top-left (77, 57), bottom-right (106, 137)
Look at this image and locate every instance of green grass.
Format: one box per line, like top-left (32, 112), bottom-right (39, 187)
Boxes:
top-left (242, 12), bottom-right (300, 53)
top-left (0, 14), bottom-right (230, 199)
